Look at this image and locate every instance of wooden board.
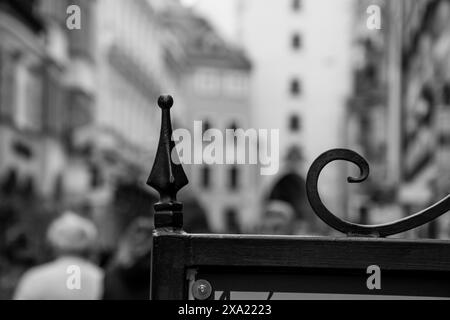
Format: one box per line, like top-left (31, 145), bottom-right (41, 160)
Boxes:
top-left (151, 232), bottom-right (450, 300)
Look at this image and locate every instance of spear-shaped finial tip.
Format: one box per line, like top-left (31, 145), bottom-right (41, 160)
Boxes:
top-left (158, 95), bottom-right (174, 110)
top-left (148, 95), bottom-right (188, 230)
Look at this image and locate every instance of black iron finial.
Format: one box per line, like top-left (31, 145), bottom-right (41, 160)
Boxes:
top-left (306, 149), bottom-right (450, 237)
top-left (147, 95), bottom-right (188, 230)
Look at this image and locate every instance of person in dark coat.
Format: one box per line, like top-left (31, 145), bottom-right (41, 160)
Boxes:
top-left (102, 217), bottom-right (153, 300)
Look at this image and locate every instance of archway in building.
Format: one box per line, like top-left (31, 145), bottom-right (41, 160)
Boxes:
top-left (267, 173), bottom-right (310, 221)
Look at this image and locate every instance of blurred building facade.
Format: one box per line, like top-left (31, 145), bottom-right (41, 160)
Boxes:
top-left (0, 0), bottom-right (211, 298)
top-left (79, 0), bottom-right (175, 248)
top-left (348, 0), bottom-right (450, 238)
top-left (346, 0), bottom-right (404, 227)
top-left (160, 7), bottom-right (258, 232)
top-left (400, 0), bottom-right (450, 238)
top-left (0, 0), bottom-right (96, 298)
top-left (0, 0), bottom-right (96, 245)
top-left (0, 0), bottom-right (252, 264)
top-left (233, 0), bottom-right (356, 233)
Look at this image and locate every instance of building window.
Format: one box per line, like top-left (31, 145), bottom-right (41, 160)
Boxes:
top-left (202, 119), bottom-right (211, 133)
top-left (195, 69), bottom-right (220, 95)
top-left (202, 119), bottom-right (212, 142)
top-left (15, 64), bottom-right (43, 130)
top-left (292, 0), bottom-right (302, 11)
top-left (22, 176), bottom-right (35, 197)
top-left (1, 169), bottom-right (18, 195)
top-left (292, 33), bottom-right (302, 50)
top-left (53, 173), bottom-right (64, 201)
top-left (0, 52), bottom-right (3, 114)
top-left (421, 85), bottom-right (434, 105)
top-left (12, 140), bottom-right (33, 159)
top-left (443, 83), bottom-right (450, 106)
top-left (223, 72), bottom-right (248, 97)
top-left (420, 86), bottom-right (434, 124)
top-left (201, 166), bottom-right (211, 189)
top-left (290, 78), bottom-right (301, 96)
top-left (229, 166), bottom-right (239, 190)
top-left (225, 208), bottom-right (241, 234)
top-left (90, 164), bottom-right (102, 188)
top-left (229, 121), bottom-right (238, 131)
top-left (289, 114), bottom-right (301, 132)
top-left (227, 121), bottom-right (239, 146)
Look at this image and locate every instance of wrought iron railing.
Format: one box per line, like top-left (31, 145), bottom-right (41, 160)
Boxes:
top-left (148, 95), bottom-right (450, 237)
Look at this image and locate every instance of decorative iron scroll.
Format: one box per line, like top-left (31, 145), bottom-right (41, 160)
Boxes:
top-left (306, 149), bottom-right (450, 237)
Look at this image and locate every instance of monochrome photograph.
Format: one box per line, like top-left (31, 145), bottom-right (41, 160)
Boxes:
top-left (0, 0), bottom-right (449, 306)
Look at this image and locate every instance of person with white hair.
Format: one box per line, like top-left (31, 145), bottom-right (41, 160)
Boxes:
top-left (13, 212), bottom-right (104, 300)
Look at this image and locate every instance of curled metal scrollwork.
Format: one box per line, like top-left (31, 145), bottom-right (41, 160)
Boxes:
top-left (306, 149), bottom-right (450, 237)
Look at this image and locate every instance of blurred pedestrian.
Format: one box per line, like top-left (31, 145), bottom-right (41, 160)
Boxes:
top-left (13, 212), bottom-right (103, 300)
top-left (259, 200), bottom-right (296, 235)
top-left (102, 217), bottom-right (153, 300)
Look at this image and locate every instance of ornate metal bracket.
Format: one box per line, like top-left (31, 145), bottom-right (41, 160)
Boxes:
top-left (306, 149), bottom-right (450, 237)
top-left (147, 95), bottom-right (188, 231)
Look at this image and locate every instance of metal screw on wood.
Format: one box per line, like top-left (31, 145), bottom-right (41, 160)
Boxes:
top-left (192, 280), bottom-right (212, 300)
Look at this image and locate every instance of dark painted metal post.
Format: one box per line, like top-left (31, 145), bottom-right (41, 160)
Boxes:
top-left (148, 95), bottom-right (189, 300)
